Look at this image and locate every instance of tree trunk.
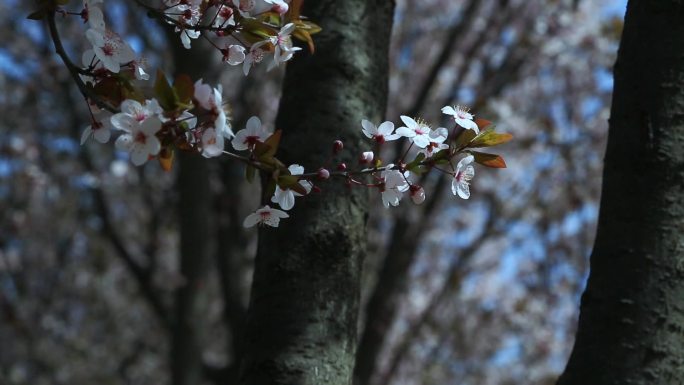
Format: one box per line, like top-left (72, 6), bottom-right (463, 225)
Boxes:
top-left (170, 38), bottom-right (218, 385)
top-left (558, 1), bottom-right (684, 384)
top-left (238, 1), bottom-right (395, 384)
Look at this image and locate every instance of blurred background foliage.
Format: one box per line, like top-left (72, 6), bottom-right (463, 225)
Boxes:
top-left (0, 0), bottom-right (622, 384)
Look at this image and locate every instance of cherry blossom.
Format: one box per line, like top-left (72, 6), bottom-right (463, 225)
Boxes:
top-left (409, 184), bottom-right (426, 205)
top-left (236, 0), bottom-right (284, 16)
top-left (359, 151), bottom-right (374, 164)
top-left (132, 59), bottom-right (149, 80)
top-left (396, 116), bottom-right (433, 148)
top-left (222, 44), bottom-right (246, 66)
top-left (237, 0), bottom-right (257, 14)
top-left (419, 126), bottom-right (449, 157)
top-left (361, 119), bottom-right (399, 144)
top-left (231, 116), bottom-right (272, 151)
top-left (80, 116), bottom-right (112, 145)
top-left (243, 44), bottom-right (266, 76)
top-left (110, 99), bottom-right (163, 132)
top-left (201, 128), bottom-right (224, 158)
top-left (264, 0), bottom-right (289, 14)
top-left (380, 165), bottom-right (410, 208)
top-left (243, 205), bottom-right (289, 228)
top-left (115, 116), bottom-right (163, 166)
top-left (194, 80), bottom-right (233, 138)
top-left (268, 23), bottom-right (301, 68)
top-left (452, 155), bottom-right (475, 199)
top-left (212, 5), bottom-right (235, 28)
top-left (85, 28), bottom-right (136, 73)
top-left (86, 4), bottom-right (105, 32)
top-left (442, 105), bottom-right (479, 133)
top-left (271, 164), bottom-right (312, 210)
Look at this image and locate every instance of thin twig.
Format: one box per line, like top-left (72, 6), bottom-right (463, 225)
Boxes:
top-left (46, 12), bottom-right (118, 113)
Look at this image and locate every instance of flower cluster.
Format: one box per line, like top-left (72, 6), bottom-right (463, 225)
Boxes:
top-left (240, 104), bottom-right (510, 228)
top-left (34, 0), bottom-right (511, 230)
top-left (82, 0), bottom-right (148, 78)
top-left (348, 105), bottom-right (490, 211)
top-left (155, 0), bottom-right (316, 74)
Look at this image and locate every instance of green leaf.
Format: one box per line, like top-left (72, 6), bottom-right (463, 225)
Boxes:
top-left (431, 149), bottom-right (451, 164)
top-left (454, 128), bottom-right (477, 149)
top-left (471, 151), bottom-right (507, 168)
top-left (93, 77), bottom-right (124, 106)
top-left (173, 74), bottom-right (194, 107)
top-left (26, 9), bottom-right (46, 20)
top-left (262, 130), bottom-right (282, 158)
top-left (406, 153), bottom-right (426, 170)
top-left (278, 175), bottom-right (308, 195)
top-left (469, 129), bottom-right (513, 148)
top-left (408, 165), bottom-right (429, 174)
top-left (154, 70), bottom-right (177, 111)
top-left (265, 179), bottom-right (277, 200)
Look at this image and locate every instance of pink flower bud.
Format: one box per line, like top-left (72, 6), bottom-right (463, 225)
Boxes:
top-left (312, 185), bottom-right (322, 193)
top-left (409, 185), bottom-right (425, 204)
top-left (317, 168), bottom-right (330, 180)
top-left (333, 140), bottom-right (344, 154)
top-left (359, 151), bottom-right (374, 164)
top-left (337, 163), bottom-right (347, 171)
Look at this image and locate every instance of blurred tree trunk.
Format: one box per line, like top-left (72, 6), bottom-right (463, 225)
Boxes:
top-left (169, 38), bottom-right (217, 385)
top-left (238, 1), bottom-right (395, 384)
top-left (558, 1), bottom-right (684, 384)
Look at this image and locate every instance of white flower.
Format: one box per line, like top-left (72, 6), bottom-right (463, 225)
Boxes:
top-left (418, 127), bottom-right (449, 157)
top-left (271, 164), bottom-right (312, 210)
top-left (380, 165), bottom-right (409, 208)
top-left (81, 115), bottom-right (112, 145)
top-left (162, 1), bottom-right (203, 49)
top-left (86, 4), bottom-right (105, 32)
top-left (85, 28), bottom-right (136, 73)
top-left (237, 0), bottom-right (284, 16)
top-left (132, 59), bottom-right (149, 80)
top-left (110, 99), bottom-right (162, 132)
top-left (82, 49), bottom-right (102, 69)
top-left (243, 205), bottom-right (289, 228)
top-left (243, 43), bottom-right (266, 76)
top-left (264, 0), bottom-right (289, 14)
top-left (442, 105), bottom-right (479, 133)
top-left (194, 80), bottom-right (233, 138)
top-left (201, 128), bottom-right (224, 158)
top-left (451, 155), bottom-right (475, 199)
top-left (361, 120), bottom-right (399, 144)
top-left (359, 151), bottom-right (374, 164)
top-left (212, 5), bottom-right (235, 28)
top-left (222, 44), bottom-right (246, 66)
top-left (231, 116), bottom-right (272, 151)
top-left (396, 116), bottom-right (432, 148)
top-left (180, 29), bottom-right (201, 49)
top-left (268, 23), bottom-right (301, 68)
top-left (238, 0), bottom-right (256, 14)
top-left (115, 116), bottom-right (162, 166)
top-left (409, 185), bottom-right (426, 205)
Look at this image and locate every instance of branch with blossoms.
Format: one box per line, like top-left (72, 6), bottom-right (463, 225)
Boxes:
top-left (30, 0), bottom-right (512, 228)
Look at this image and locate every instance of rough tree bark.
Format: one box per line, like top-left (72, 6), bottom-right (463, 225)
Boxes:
top-left (558, 1), bottom-right (684, 384)
top-left (238, 1), bottom-right (395, 384)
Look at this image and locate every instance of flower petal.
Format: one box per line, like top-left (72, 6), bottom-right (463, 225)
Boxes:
top-left (377, 121), bottom-right (395, 136)
top-left (243, 213), bottom-right (260, 228)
